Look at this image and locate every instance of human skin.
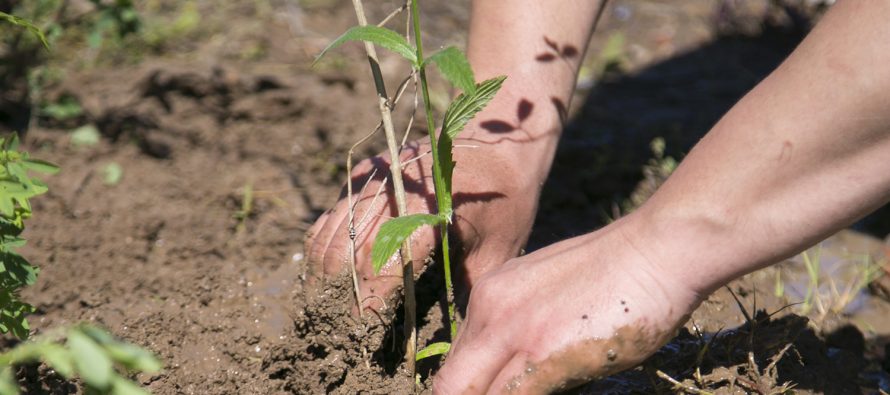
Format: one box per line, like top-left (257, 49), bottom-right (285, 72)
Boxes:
top-left (302, 0), bottom-right (599, 308)
top-left (433, 1), bottom-right (890, 393)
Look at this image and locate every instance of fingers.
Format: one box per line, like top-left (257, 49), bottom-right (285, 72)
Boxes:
top-left (488, 353), bottom-right (536, 395)
top-left (433, 322), bottom-right (514, 395)
top-left (308, 204), bottom-right (349, 277)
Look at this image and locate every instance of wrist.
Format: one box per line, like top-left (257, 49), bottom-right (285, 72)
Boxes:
top-left (621, 200), bottom-right (750, 300)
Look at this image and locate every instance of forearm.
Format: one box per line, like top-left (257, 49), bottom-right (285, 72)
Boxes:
top-left (461, 0), bottom-right (604, 184)
top-left (631, 0), bottom-right (890, 296)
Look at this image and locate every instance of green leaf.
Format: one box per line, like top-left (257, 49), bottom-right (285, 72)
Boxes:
top-left (70, 125), bottom-right (101, 147)
top-left (5, 135), bottom-right (19, 151)
top-left (416, 342), bottom-right (450, 361)
top-left (111, 376), bottom-right (150, 395)
top-left (435, 76), bottom-right (506, 218)
top-left (425, 47), bottom-right (475, 94)
top-left (441, 76), bottom-right (507, 140)
top-left (103, 163), bottom-right (123, 186)
top-left (22, 159), bottom-right (60, 175)
top-left (0, 368), bottom-right (17, 395)
top-left (80, 326), bottom-right (162, 372)
top-left (39, 344), bottom-right (75, 378)
top-left (68, 330), bottom-right (113, 389)
top-left (315, 25), bottom-right (417, 66)
top-left (0, 12), bottom-right (49, 49)
top-left (371, 214), bottom-right (442, 274)
top-left (40, 97), bottom-right (83, 121)
top-left (1, 251), bottom-right (40, 286)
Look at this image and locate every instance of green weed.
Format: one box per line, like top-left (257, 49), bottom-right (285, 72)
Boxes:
top-left (0, 134), bottom-right (159, 394)
top-left (0, 15), bottom-right (159, 394)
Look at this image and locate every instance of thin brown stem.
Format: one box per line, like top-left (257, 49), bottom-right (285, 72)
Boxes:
top-left (350, 0), bottom-right (418, 375)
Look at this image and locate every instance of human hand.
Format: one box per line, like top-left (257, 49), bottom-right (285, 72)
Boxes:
top-left (433, 216), bottom-right (702, 394)
top-left (302, 136), bottom-right (543, 313)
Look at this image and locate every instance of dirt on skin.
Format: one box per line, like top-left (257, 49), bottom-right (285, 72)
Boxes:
top-left (5, 0), bottom-right (890, 394)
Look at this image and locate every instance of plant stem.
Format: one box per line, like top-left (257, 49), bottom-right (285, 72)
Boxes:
top-left (410, 0), bottom-right (457, 339)
top-left (349, 0), bottom-right (417, 374)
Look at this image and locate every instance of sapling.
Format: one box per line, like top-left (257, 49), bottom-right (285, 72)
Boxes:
top-left (316, 0), bottom-right (505, 367)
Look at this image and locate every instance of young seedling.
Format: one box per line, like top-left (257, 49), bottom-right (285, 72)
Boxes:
top-left (316, 0), bottom-right (505, 369)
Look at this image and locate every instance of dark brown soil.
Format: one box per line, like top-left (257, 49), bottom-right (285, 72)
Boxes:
top-left (6, 0), bottom-right (890, 394)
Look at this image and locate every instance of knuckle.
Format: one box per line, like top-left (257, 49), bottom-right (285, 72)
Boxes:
top-left (469, 276), bottom-right (502, 307)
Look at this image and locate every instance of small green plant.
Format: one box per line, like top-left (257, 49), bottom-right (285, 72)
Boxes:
top-left (0, 134), bottom-right (160, 394)
top-left (316, 0), bottom-right (505, 369)
top-left (0, 15), bottom-right (159, 394)
top-left (0, 324), bottom-right (161, 395)
top-left (0, 135), bottom-right (58, 339)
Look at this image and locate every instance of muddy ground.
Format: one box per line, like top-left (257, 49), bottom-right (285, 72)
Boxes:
top-left (5, 0), bottom-right (890, 393)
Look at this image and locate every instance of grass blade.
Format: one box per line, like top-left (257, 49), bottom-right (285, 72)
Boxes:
top-left (416, 342), bottom-right (450, 361)
top-left (0, 12), bottom-right (49, 49)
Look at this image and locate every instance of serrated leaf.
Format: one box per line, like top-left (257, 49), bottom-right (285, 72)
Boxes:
top-left (441, 76), bottom-right (506, 140)
top-left (22, 159), bottom-right (60, 174)
top-left (371, 214), bottom-right (442, 274)
top-left (68, 330), bottom-right (113, 389)
top-left (435, 76), bottom-right (506, 217)
top-left (0, 12), bottom-right (49, 49)
top-left (425, 47), bottom-right (475, 94)
top-left (315, 25), bottom-right (417, 66)
top-left (416, 342), bottom-right (450, 361)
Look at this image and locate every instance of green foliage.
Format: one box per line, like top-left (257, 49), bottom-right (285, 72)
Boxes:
top-left (324, 0), bottom-right (507, 363)
top-left (436, 76), bottom-right (506, 219)
top-left (0, 325), bottom-right (161, 395)
top-left (40, 96), bottom-right (84, 121)
top-left (371, 214), bottom-right (442, 273)
top-left (315, 25), bottom-right (418, 66)
top-left (71, 125), bottom-right (101, 147)
top-left (102, 163), bottom-right (123, 186)
top-left (416, 342), bottom-right (450, 361)
top-left (86, 0), bottom-right (141, 49)
top-left (440, 77), bottom-right (507, 141)
top-left (0, 135), bottom-right (58, 340)
top-left (0, 12), bottom-right (49, 49)
top-left (425, 47), bottom-right (475, 95)
top-left (0, 137), bottom-right (159, 393)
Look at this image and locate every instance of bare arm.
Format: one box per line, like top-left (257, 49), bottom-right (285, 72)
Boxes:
top-left (435, 1), bottom-right (890, 393)
top-left (462, 0), bottom-right (606, 183)
top-left (633, 0), bottom-right (890, 298)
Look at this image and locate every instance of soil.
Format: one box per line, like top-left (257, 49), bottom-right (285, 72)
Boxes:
top-left (4, 0), bottom-right (890, 394)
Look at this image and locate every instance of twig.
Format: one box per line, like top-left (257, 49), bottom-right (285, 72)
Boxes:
top-left (377, 1), bottom-right (409, 28)
top-left (350, 0), bottom-right (418, 375)
top-left (655, 369), bottom-right (715, 395)
top-left (346, 126), bottom-right (382, 319)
